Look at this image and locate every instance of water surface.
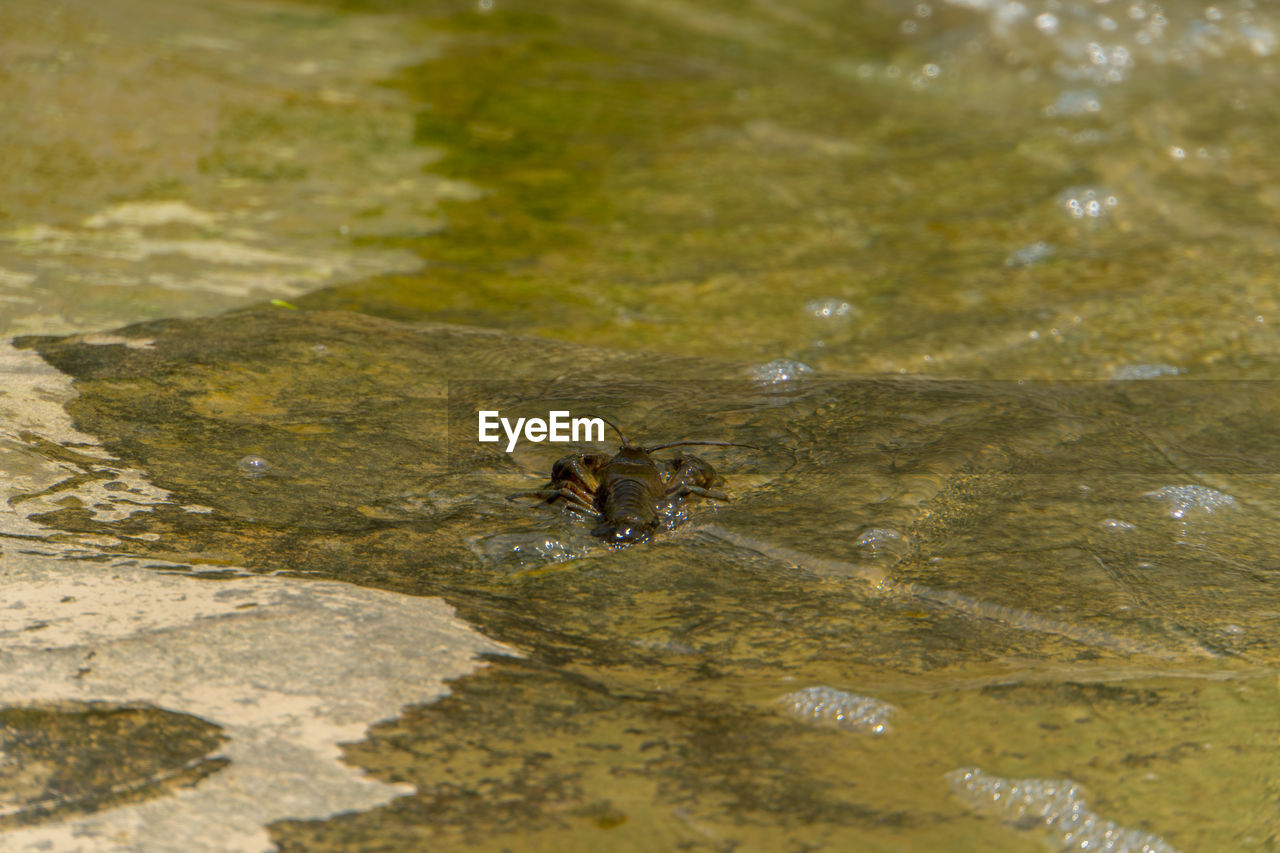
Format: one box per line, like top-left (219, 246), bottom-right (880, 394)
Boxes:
top-left (4, 0), bottom-right (1280, 849)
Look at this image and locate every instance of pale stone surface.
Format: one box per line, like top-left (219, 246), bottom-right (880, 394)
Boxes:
top-left (0, 552), bottom-right (514, 853)
top-left (0, 341), bottom-right (516, 850)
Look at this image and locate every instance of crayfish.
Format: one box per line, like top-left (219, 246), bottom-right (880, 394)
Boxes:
top-left (508, 420), bottom-right (752, 544)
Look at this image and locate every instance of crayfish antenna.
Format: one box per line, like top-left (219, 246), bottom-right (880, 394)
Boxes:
top-left (599, 416), bottom-right (633, 448)
top-left (642, 440), bottom-right (760, 453)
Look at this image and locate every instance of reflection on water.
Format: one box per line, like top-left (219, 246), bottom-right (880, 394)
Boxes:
top-left (0, 0), bottom-right (466, 338)
top-left (4, 0), bottom-right (1280, 849)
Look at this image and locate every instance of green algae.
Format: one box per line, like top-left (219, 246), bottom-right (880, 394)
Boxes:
top-left (0, 703), bottom-right (226, 828)
top-left (291, 0), bottom-right (1280, 378)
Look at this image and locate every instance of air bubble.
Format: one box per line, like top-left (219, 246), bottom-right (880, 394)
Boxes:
top-left (854, 528), bottom-right (913, 565)
top-left (780, 686), bottom-right (895, 734)
top-left (1058, 187), bottom-right (1116, 221)
top-left (471, 532), bottom-right (589, 570)
top-left (1243, 24), bottom-right (1277, 56)
top-left (948, 767), bottom-right (1177, 853)
top-left (1045, 90), bottom-right (1102, 116)
top-left (1109, 363), bottom-right (1182, 379)
top-left (805, 299), bottom-right (854, 319)
top-left (994, 1), bottom-right (1028, 29)
top-left (236, 455), bottom-right (271, 477)
top-left (749, 359), bottom-right (814, 384)
top-left (1006, 241), bottom-right (1053, 267)
top-left (1146, 484), bottom-right (1237, 518)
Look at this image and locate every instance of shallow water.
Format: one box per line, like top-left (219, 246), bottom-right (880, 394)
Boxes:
top-left (4, 0), bottom-right (1280, 850)
top-left (11, 311), bottom-right (1280, 850)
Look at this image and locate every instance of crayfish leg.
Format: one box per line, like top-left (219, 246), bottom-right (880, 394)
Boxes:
top-left (507, 487), bottom-right (596, 514)
top-left (666, 483), bottom-right (730, 502)
top-left (550, 453), bottom-right (610, 494)
top-left (660, 453), bottom-right (723, 496)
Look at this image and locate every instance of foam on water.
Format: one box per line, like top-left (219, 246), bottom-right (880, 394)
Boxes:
top-left (1044, 90), bottom-right (1102, 117)
top-left (780, 686), bottom-right (896, 734)
top-left (470, 531), bottom-right (592, 571)
top-left (804, 299), bottom-right (855, 319)
top-left (748, 359), bottom-right (815, 385)
top-left (944, 0), bottom-right (1278, 83)
top-left (1110, 364), bottom-right (1184, 380)
top-left (948, 766), bottom-right (1178, 852)
top-left (1058, 186), bottom-right (1120, 222)
top-left (1145, 484), bottom-right (1237, 518)
top-left (1005, 240), bottom-right (1054, 267)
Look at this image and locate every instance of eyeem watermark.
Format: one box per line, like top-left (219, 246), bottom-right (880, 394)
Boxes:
top-left (478, 410), bottom-right (606, 452)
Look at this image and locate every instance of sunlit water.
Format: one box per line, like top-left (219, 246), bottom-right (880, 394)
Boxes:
top-left (3, 0), bottom-right (1280, 850)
